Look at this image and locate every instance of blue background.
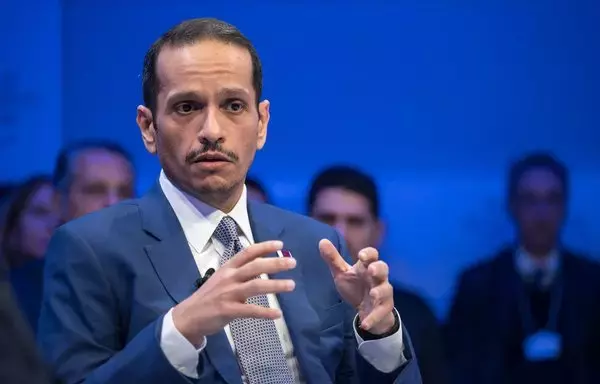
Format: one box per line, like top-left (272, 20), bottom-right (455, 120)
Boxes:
top-left (2, 0), bottom-right (599, 316)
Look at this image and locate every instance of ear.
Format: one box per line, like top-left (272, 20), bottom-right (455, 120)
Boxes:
top-left (136, 105), bottom-right (157, 154)
top-left (256, 100), bottom-right (270, 150)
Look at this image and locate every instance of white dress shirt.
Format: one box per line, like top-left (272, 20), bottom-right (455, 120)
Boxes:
top-left (158, 171), bottom-right (406, 381)
top-left (515, 247), bottom-right (560, 288)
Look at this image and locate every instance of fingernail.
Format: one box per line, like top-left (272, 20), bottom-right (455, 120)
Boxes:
top-left (273, 240), bottom-right (283, 249)
top-left (287, 280), bottom-right (296, 290)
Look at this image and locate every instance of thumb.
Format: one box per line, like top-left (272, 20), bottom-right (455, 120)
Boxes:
top-left (319, 239), bottom-right (350, 276)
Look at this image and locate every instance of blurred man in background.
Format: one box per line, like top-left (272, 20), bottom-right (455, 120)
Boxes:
top-left (308, 165), bottom-right (449, 384)
top-left (53, 140), bottom-right (135, 223)
top-left (446, 152), bottom-right (600, 384)
top-left (245, 175), bottom-right (270, 203)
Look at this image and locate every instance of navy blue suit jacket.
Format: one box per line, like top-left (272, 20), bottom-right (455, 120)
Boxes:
top-left (38, 185), bottom-right (421, 384)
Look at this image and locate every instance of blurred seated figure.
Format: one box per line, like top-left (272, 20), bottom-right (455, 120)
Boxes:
top-left (446, 152), bottom-right (600, 384)
top-left (0, 175), bottom-right (59, 331)
top-left (53, 140), bottom-right (136, 223)
top-left (0, 184), bottom-right (14, 201)
top-left (245, 175), bottom-right (270, 203)
top-left (308, 165), bottom-right (449, 384)
top-left (0, 277), bottom-right (52, 384)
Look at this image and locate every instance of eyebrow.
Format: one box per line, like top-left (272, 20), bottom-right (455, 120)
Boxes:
top-left (216, 87), bottom-right (251, 99)
top-left (167, 87), bottom-right (251, 104)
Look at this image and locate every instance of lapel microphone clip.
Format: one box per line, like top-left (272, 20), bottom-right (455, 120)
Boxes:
top-left (194, 268), bottom-right (216, 290)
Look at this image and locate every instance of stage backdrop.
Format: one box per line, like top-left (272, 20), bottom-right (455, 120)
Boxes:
top-left (0, 0), bottom-right (62, 180)
top-left (7, 0), bottom-right (600, 316)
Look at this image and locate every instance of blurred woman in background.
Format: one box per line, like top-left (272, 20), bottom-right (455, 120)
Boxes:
top-left (0, 175), bottom-right (59, 331)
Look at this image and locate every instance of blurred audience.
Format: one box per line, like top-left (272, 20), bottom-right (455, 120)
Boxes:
top-left (307, 165), bottom-right (449, 384)
top-left (246, 175), bottom-right (270, 203)
top-left (0, 184), bottom-right (14, 201)
top-left (53, 140), bottom-right (135, 223)
top-left (0, 277), bottom-right (52, 384)
top-left (0, 175), bottom-right (59, 331)
top-left (446, 152), bottom-right (600, 384)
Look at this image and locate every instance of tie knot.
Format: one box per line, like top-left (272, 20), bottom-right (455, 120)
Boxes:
top-left (214, 216), bottom-right (239, 247)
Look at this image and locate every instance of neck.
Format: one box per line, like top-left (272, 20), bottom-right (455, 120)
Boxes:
top-left (521, 243), bottom-right (555, 259)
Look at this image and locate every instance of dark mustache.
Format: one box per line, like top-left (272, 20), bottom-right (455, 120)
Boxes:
top-left (185, 142), bottom-right (239, 164)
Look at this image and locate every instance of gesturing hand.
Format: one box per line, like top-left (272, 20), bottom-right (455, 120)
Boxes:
top-left (172, 240), bottom-right (296, 347)
top-left (319, 239), bottom-right (395, 334)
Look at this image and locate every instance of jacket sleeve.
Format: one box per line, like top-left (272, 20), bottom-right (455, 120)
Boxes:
top-left (37, 226), bottom-right (196, 384)
top-left (332, 230), bottom-right (423, 384)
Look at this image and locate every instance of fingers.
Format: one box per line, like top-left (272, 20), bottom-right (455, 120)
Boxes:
top-left (226, 302), bottom-right (284, 320)
top-left (233, 278), bottom-right (296, 301)
top-left (227, 240), bottom-right (283, 268)
top-left (358, 247), bottom-right (379, 265)
top-left (235, 256), bottom-right (296, 282)
top-left (319, 239), bottom-right (350, 276)
top-left (361, 284), bottom-right (394, 330)
top-left (367, 261), bottom-right (389, 285)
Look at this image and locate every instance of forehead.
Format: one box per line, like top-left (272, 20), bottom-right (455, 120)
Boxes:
top-left (313, 187), bottom-right (372, 217)
top-left (72, 149), bottom-right (133, 183)
top-left (517, 167), bottom-right (563, 192)
top-left (156, 40), bottom-right (254, 98)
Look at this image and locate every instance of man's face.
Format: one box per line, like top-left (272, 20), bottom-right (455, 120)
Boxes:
top-left (137, 40), bottom-right (269, 206)
top-left (511, 167), bottom-right (565, 253)
top-left (64, 149), bottom-right (135, 221)
top-left (311, 187), bottom-right (383, 262)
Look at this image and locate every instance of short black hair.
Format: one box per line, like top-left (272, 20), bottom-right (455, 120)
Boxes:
top-left (53, 140), bottom-right (133, 192)
top-left (507, 151), bottom-right (569, 201)
top-left (245, 176), bottom-right (269, 202)
top-left (307, 165), bottom-right (380, 218)
top-left (142, 18), bottom-right (263, 113)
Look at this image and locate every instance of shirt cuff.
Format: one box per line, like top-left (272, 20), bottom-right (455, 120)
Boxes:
top-left (354, 308), bottom-right (407, 373)
top-left (160, 308), bottom-right (207, 378)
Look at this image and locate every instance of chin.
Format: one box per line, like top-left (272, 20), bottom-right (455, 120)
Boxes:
top-left (192, 175), bottom-right (236, 195)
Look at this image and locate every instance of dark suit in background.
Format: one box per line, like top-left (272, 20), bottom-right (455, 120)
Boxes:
top-left (0, 277), bottom-right (50, 384)
top-left (446, 248), bottom-right (600, 384)
top-left (9, 258), bottom-right (46, 332)
top-left (394, 287), bottom-right (448, 384)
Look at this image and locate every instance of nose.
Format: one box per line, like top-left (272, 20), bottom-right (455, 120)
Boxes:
top-left (332, 221), bottom-right (348, 239)
top-left (198, 105), bottom-right (224, 143)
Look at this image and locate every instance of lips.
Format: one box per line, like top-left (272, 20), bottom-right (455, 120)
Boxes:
top-left (193, 152), bottom-right (231, 162)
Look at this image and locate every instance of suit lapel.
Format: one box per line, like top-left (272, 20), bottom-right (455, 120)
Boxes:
top-left (140, 184), bottom-right (242, 384)
top-left (493, 249), bottom-right (522, 339)
top-left (248, 202), bottom-right (324, 383)
top-left (140, 184), bottom-right (200, 304)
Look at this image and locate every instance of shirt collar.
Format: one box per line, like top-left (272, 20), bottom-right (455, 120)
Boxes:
top-left (158, 170), bottom-right (254, 253)
top-left (515, 246), bottom-right (560, 279)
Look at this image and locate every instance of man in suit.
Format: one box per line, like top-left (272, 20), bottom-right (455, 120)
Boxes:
top-left (308, 165), bottom-right (448, 384)
top-left (446, 152), bottom-right (600, 384)
top-left (38, 18), bottom-right (422, 384)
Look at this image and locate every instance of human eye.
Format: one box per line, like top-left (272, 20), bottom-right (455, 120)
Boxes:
top-left (223, 99), bottom-right (247, 114)
top-left (174, 101), bottom-right (201, 115)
